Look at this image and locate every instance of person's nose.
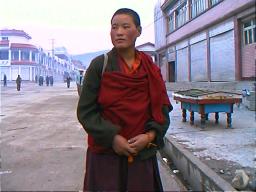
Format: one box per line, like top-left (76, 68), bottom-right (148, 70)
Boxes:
top-left (116, 27), bottom-right (124, 36)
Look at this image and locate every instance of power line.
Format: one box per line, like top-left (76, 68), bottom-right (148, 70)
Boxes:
top-left (142, 6), bottom-right (167, 31)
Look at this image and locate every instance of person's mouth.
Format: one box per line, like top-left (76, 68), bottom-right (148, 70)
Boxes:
top-left (116, 38), bottom-right (125, 43)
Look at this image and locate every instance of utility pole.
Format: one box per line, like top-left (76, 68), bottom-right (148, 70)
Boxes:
top-left (49, 38), bottom-right (55, 57)
top-left (49, 38), bottom-right (55, 77)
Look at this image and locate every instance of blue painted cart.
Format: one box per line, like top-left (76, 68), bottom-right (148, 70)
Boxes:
top-left (173, 89), bottom-right (242, 128)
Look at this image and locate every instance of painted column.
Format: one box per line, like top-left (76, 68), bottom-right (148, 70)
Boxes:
top-left (174, 11), bottom-right (177, 30)
top-left (19, 50), bottom-right (21, 61)
top-left (233, 17), bottom-right (241, 81)
top-left (206, 0), bottom-right (210, 9)
top-left (174, 45), bottom-right (177, 82)
top-left (206, 29), bottom-right (211, 81)
top-left (187, 0), bottom-right (191, 20)
top-left (188, 43), bottom-right (191, 82)
top-left (29, 50), bottom-right (32, 62)
top-left (30, 66), bottom-right (33, 81)
top-left (8, 50), bottom-right (11, 61)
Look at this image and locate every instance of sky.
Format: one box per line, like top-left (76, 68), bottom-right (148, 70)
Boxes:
top-left (0, 0), bottom-right (158, 55)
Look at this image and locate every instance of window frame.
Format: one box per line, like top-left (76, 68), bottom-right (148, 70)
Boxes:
top-left (176, 2), bottom-right (187, 28)
top-left (1, 37), bottom-right (8, 40)
top-left (191, 0), bottom-right (207, 19)
top-left (242, 17), bottom-right (256, 45)
top-left (0, 50), bottom-right (9, 60)
top-left (211, 0), bottom-right (222, 6)
top-left (20, 49), bottom-right (30, 61)
top-left (167, 12), bottom-right (175, 33)
top-left (11, 50), bottom-right (19, 60)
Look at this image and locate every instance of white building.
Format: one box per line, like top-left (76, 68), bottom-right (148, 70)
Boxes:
top-left (0, 29), bottom-right (77, 82)
top-left (136, 42), bottom-right (157, 62)
top-left (0, 29), bottom-right (39, 81)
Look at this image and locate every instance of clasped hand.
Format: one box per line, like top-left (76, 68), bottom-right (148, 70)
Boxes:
top-left (112, 134), bottom-right (150, 157)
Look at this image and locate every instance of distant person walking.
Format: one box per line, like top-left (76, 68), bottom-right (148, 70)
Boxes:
top-left (66, 76), bottom-right (71, 88)
top-left (3, 74), bottom-right (7, 86)
top-left (79, 71), bottom-right (83, 85)
top-left (46, 75), bottom-right (49, 86)
top-left (16, 75), bottom-right (22, 91)
top-left (50, 76), bottom-right (54, 86)
top-left (39, 75), bottom-right (44, 86)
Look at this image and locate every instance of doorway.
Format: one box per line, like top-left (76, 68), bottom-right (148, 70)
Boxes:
top-left (168, 61), bottom-right (175, 82)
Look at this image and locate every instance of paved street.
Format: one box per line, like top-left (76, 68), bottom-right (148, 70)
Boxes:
top-left (0, 82), bottom-right (185, 191)
top-left (2, 81), bottom-right (254, 191)
top-left (166, 89), bottom-right (256, 186)
top-left (1, 82), bottom-right (86, 191)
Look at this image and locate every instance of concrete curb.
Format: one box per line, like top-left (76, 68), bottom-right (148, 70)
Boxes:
top-left (157, 153), bottom-right (188, 191)
top-left (162, 136), bottom-right (237, 191)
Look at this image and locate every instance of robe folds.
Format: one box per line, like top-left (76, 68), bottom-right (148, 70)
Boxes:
top-left (77, 49), bottom-right (172, 191)
top-left (88, 51), bottom-right (171, 153)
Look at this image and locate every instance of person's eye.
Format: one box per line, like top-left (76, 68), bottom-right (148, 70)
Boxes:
top-left (111, 25), bottom-right (117, 30)
top-left (123, 25), bottom-right (130, 29)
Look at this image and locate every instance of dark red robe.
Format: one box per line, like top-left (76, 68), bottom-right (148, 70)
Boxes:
top-left (84, 51), bottom-right (170, 191)
top-left (88, 51), bottom-right (170, 152)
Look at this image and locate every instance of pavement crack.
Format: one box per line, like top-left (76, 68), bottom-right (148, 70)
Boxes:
top-left (7, 127), bottom-right (28, 131)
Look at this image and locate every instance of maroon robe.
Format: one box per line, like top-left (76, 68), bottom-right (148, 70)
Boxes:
top-left (84, 51), bottom-right (170, 191)
top-left (88, 51), bottom-right (170, 152)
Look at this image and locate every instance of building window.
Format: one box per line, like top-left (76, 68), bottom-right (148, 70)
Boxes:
top-left (191, 0), bottom-right (207, 18)
top-left (11, 50), bottom-right (19, 60)
top-left (1, 37), bottom-right (8, 40)
top-left (211, 0), bottom-right (222, 6)
top-left (176, 3), bottom-right (187, 28)
top-left (21, 50), bottom-right (30, 60)
top-left (243, 18), bottom-right (256, 45)
top-left (0, 50), bottom-right (9, 60)
top-left (39, 55), bottom-right (43, 64)
top-left (32, 52), bottom-right (36, 61)
top-left (168, 13), bottom-right (175, 32)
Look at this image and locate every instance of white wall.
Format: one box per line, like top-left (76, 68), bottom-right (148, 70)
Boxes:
top-left (8, 36), bottom-right (30, 44)
top-left (154, 0), bottom-right (167, 50)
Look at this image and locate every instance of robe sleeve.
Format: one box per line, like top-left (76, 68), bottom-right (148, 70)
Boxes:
top-left (138, 105), bottom-right (172, 160)
top-left (145, 105), bottom-right (172, 149)
top-left (77, 55), bottom-right (120, 148)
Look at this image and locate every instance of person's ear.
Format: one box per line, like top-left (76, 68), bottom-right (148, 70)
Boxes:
top-left (137, 26), bottom-right (142, 36)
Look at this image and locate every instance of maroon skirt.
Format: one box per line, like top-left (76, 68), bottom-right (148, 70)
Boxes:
top-left (84, 148), bottom-right (163, 192)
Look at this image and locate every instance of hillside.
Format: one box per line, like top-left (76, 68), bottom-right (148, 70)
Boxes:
top-left (72, 50), bottom-right (109, 68)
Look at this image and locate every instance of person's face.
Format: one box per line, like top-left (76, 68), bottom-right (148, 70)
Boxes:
top-left (110, 14), bottom-right (141, 50)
